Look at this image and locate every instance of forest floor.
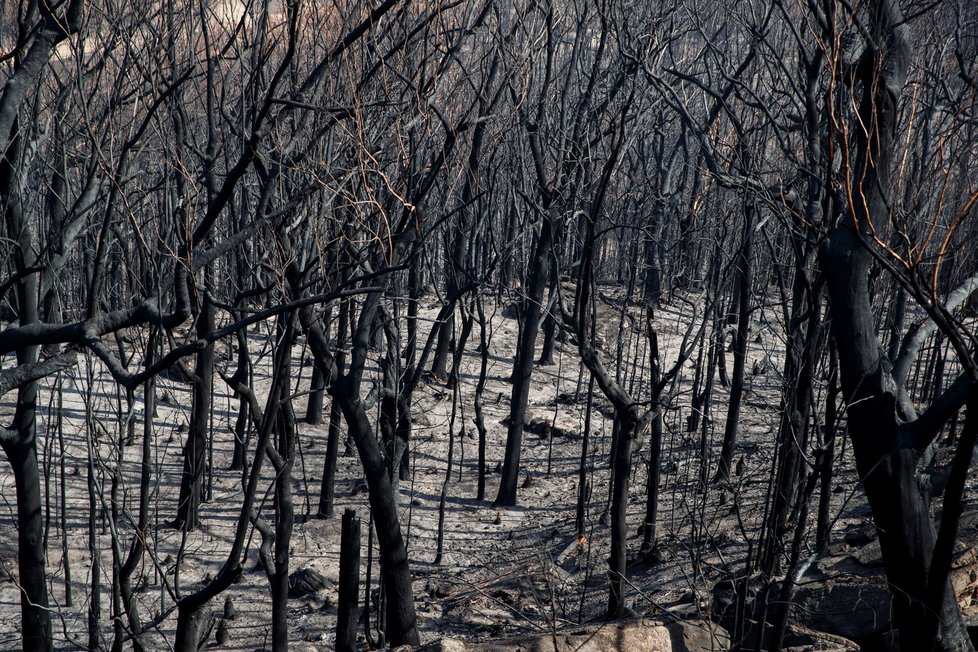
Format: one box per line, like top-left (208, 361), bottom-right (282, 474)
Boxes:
top-left (2, 287), bottom-right (977, 650)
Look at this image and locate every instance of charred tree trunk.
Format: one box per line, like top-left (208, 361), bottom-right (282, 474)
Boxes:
top-left (538, 257), bottom-right (559, 366)
top-left (336, 509), bottom-right (361, 652)
top-left (820, 4), bottom-right (972, 648)
top-left (607, 411), bottom-right (641, 618)
top-left (495, 213), bottom-right (553, 506)
top-left (306, 364), bottom-right (326, 425)
top-left (474, 294), bottom-right (490, 501)
top-left (715, 206), bottom-right (753, 482)
top-left (318, 296), bottom-right (350, 518)
top-left (642, 310), bottom-right (664, 552)
top-left (271, 318), bottom-right (297, 650)
top-left (230, 328), bottom-right (250, 471)
top-left (297, 264), bottom-right (420, 646)
top-left (763, 261), bottom-right (821, 575)
top-left (176, 292), bottom-right (215, 531)
top-left (1, 416), bottom-right (52, 652)
top-left (333, 378), bottom-right (420, 647)
top-left (816, 345), bottom-right (839, 552)
top-left (1, 123), bottom-right (53, 652)
top-left (116, 333), bottom-right (158, 652)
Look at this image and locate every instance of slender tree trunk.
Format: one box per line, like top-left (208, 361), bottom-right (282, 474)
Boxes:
top-left (538, 258), bottom-right (559, 366)
top-left (715, 209), bottom-right (753, 482)
top-left (230, 328), bottom-right (250, 471)
top-left (176, 292), bottom-right (215, 531)
top-left (318, 297), bottom-right (350, 518)
top-left (816, 345), bottom-right (839, 552)
top-left (474, 294), bottom-right (490, 501)
top-left (336, 509), bottom-right (361, 652)
top-left (763, 266), bottom-right (821, 575)
top-left (271, 319), bottom-right (297, 650)
top-left (334, 381), bottom-right (420, 647)
top-left (496, 214), bottom-right (553, 506)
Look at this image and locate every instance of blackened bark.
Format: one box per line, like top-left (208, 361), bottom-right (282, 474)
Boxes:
top-left (474, 294), bottom-right (490, 501)
top-left (715, 209), bottom-right (753, 482)
top-left (576, 375), bottom-right (595, 536)
top-left (306, 364), bottom-right (326, 425)
top-left (336, 509), bottom-right (361, 652)
top-left (173, 309), bottom-right (295, 650)
top-left (816, 345), bottom-right (839, 552)
top-left (176, 292), bottom-right (215, 531)
top-left (643, 231), bottom-right (663, 308)
top-left (1, 425), bottom-right (52, 652)
top-left (642, 312), bottom-right (664, 551)
top-left (924, 390), bottom-right (978, 649)
top-left (763, 260), bottom-right (821, 575)
top-left (334, 378), bottom-right (419, 647)
top-left (318, 296), bottom-right (350, 518)
top-left (430, 312), bottom-right (453, 381)
top-left (820, 4), bottom-right (971, 646)
top-left (608, 413), bottom-right (639, 618)
top-left (230, 329), bottom-right (250, 471)
top-left (538, 258), bottom-right (559, 366)
top-left (1, 121), bottom-right (52, 652)
top-left (496, 215), bottom-right (553, 506)
top-left (642, 304), bottom-right (663, 553)
top-left (446, 310), bottom-right (473, 391)
top-left (296, 270), bottom-right (419, 646)
top-left (271, 322), bottom-right (297, 650)
top-left (117, 334), bottom-right (158, 652)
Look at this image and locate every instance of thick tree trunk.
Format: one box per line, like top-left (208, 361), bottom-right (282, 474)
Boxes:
top-left (1, 420), bottom-right (52, 652)
top-left (823, 201), bottom-right (971, 652)
top-left (819, 3), bottom-right (971, 647)
top-left (607, 415), bottom-right (637, 619)
top-left (1, 125), bottom-right (52, 651)
top-left (306, 364), bottom-right (325, 425)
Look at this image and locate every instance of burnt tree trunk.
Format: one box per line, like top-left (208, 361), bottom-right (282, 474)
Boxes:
top-left (176, 291), bottom-right (215, 531)
top-left (319, 295), bottom-right (350, 518)
top-left (333, 378), bottom-right (420, 647)
top-left (336, 509), bottom-right (361, 652)
top-left (1, 115), bottom-right (55, 652)
top-left (715, 205), bottom-right (753, 482)
top-left (0, 414), bottom-right (52, 652)
top-left (495, 213), bottom-right (554, 506)
top-left (296, 264), bottom-right (420, 647)
top-left (642, 310), bottom-right (664, 552)
top-left (763, 258), bottom-right (821, 575)
top-left (230, 328), bottom-right (250, 471)
top-left (820, 3), bottom-right (972, 648)
top-left (271, 320), bottom-right (297, 650)
top-left (474, 294), bottom-right (490, 501)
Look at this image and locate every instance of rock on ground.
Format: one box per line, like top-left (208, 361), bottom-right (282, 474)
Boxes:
top-left (416, 618), bottom-right (729, 652)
